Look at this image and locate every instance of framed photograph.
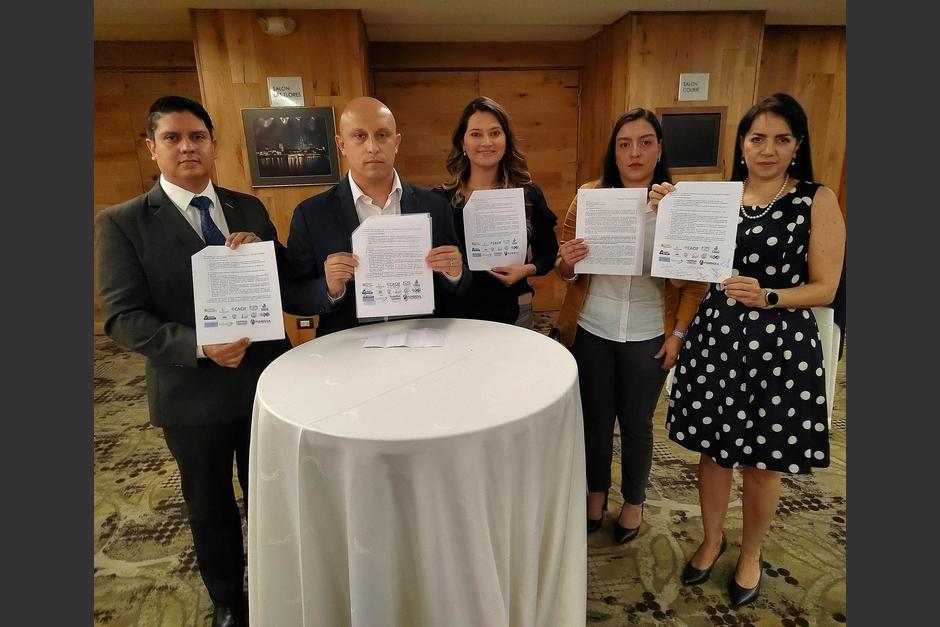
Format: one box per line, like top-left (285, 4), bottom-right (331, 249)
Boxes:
top-left (241, 106), bottom-right (342, 187)
top-left (656, 106), bottom-right (727, 175)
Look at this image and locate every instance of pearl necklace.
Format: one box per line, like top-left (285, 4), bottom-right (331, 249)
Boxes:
top-left (740, 176), bottom-right (790, 220)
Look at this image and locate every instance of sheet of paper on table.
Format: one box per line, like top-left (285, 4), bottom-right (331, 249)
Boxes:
top-left (191, 240), bottom-right (285, 345)
top-left (363, 328), bottom-right (447, 348)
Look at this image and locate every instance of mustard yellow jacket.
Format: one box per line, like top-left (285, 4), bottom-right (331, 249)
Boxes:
top-left (554, 180), bottom-right (710, 347)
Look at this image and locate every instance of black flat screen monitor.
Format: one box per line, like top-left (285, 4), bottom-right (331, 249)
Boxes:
top-left (660, 111), bottom-right (722, 168)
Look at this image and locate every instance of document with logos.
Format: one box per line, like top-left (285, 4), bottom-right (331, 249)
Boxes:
top-left (352, 213), bottom-right (435, 319)
top-left (462, 187), bottom-right (527, 270)
top-left (192, 240), bottom-right (285, 346)
top-left (650, 181), bottom-right (743, 282)
top-left (574, 187), bottom-right (647, 275)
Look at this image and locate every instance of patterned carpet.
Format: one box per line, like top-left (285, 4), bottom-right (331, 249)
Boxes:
top-left (94, 311), bottom-right (846, 626)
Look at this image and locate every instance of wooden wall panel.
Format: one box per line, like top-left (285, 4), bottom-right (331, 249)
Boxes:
top-left (576, 31), bottom-right (604, 186)
top-left (838, 155), bottom-right (845, 220)
top-left (625, 12), bottom-right (766, 182)
top-left (94, 45), bottom-right (201, 327)
top-left (370, 42), bottom-right (584, 70)
top-left (94, 44), bottom-right (201, 210)
top-left (191, 9), bottom-right (370, 243)
top-left (373, 71), bottom-right (480, 189)
top-left (374, 68), bottom-right (579, 311)
top-left (94, 74), bottom-right (147, 210)
top-left (478, 70), bottom-right (579, 215)
top-left (191, 9), bottom-right (371, 345)
top-left (577, 17), bottom-right (629, 186)
top-left (578, 16), bottom-right (844, 196)
top-left (94, 41), bottom-right (197, 70)
top-left (757, 26), bottom-right (846, 197)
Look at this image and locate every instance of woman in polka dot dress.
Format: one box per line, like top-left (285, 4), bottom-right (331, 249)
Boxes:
top-left (652, 94), bottom-right (845, 608)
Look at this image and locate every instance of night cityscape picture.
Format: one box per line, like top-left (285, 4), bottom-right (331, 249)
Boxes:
top-left (242, 107), bottom-right (341, 186)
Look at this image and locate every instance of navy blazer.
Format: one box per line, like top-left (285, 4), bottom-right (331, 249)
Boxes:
top-left (285, 176), bottom-right (471, 336)
top-left (96, 183), bottom-right (291, 427)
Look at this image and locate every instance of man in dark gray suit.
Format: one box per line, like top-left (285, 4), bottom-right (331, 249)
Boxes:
top-left (97, 96), bottom-right (290, 627)
top-left (285, 96), bottom-right (470, 335)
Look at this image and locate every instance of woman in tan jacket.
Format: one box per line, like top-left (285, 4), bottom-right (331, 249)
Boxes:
top-left (555, 109), bottom-right (708, 543)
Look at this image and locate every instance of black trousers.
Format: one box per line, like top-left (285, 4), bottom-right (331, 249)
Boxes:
top-left (571, 328), bottom-right (668, 505)
top-left (163, 419), bottom-right (251, 607)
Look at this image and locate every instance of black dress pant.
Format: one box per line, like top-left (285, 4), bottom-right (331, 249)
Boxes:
top-left (163, 419), bottom-right (251, 607)
top-left (571, 328), bottom-right (668, 505)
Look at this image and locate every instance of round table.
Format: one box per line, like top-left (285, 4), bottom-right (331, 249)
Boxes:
top-left (247, 318), bottom-right (586, 626)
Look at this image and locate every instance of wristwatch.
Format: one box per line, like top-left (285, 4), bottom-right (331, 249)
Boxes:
top-left (762, 288), bottom-right (779, 309)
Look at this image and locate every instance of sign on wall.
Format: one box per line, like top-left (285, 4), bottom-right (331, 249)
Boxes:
top-left (267, 76), bottom-right (305, 107)
top-left (677, 73), bottom-right (709, 102)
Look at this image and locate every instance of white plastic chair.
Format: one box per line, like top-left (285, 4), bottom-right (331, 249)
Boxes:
top-left (811, 306), bottom-right (841, 427)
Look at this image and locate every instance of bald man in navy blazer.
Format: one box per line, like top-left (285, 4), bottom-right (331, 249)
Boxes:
top-left (285, 97), bottom-right (470, 336)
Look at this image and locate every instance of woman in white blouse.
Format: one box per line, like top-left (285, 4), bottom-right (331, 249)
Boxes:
top-left (554, 109), bottom-right (708, 542)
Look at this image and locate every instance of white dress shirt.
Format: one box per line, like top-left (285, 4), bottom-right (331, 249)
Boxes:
top-left (159, 175), bottom-right (230, 241)
top-left (578, 207), bottom-right (665, 342)
top-left (328, 172), bottom-right (403, 304)
top-left (331, 171), bottom-right (459, 304)
top-left (348, 170), bottom-right (404, 222)
top-left (159, 176), bottom-right (230, 357)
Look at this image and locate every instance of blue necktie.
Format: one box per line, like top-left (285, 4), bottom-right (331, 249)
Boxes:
top-left (191, 196), bottom-right (226, 246)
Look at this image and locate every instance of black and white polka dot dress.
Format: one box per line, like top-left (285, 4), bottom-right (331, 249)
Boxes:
top-left (666, 180), bottom-right (829, 474)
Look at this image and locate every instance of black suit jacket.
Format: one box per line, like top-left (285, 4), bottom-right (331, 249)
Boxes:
top-left (284, 176), bottom-right (471, 336)
top-left (96, 183), bottom-right (291, 427)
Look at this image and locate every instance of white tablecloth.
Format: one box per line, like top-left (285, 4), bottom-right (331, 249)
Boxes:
top-left (248, 318), bottom-right (587, 626)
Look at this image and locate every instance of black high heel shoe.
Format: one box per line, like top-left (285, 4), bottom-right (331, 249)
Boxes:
top-left (682, 534), bottom-right (727, 585)
top-left (612, 502), bottom-right (643, 544)
top-left (728, 551), bottom-right (763, 608)
top-left (587, 492), bottom-right (608, 533)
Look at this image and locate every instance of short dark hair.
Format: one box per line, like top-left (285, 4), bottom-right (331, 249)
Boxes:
top-left (731, 93), bottom-right (813, 182)
top-left (147, 96), bottom-right (214, 140)
top-left (601, 108), bottom-right (671, 188)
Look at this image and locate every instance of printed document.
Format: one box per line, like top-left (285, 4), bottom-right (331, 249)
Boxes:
top-left (574, 187), bottom-right (647, 275)
top-left (192, 241), bottom-right (285, 345)
top-left (650, 181), bottom-right (743, 282)
top-left (462, 188), bottom-right (527, 270)
top-left (352, 214), bottom-right (435, 319)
